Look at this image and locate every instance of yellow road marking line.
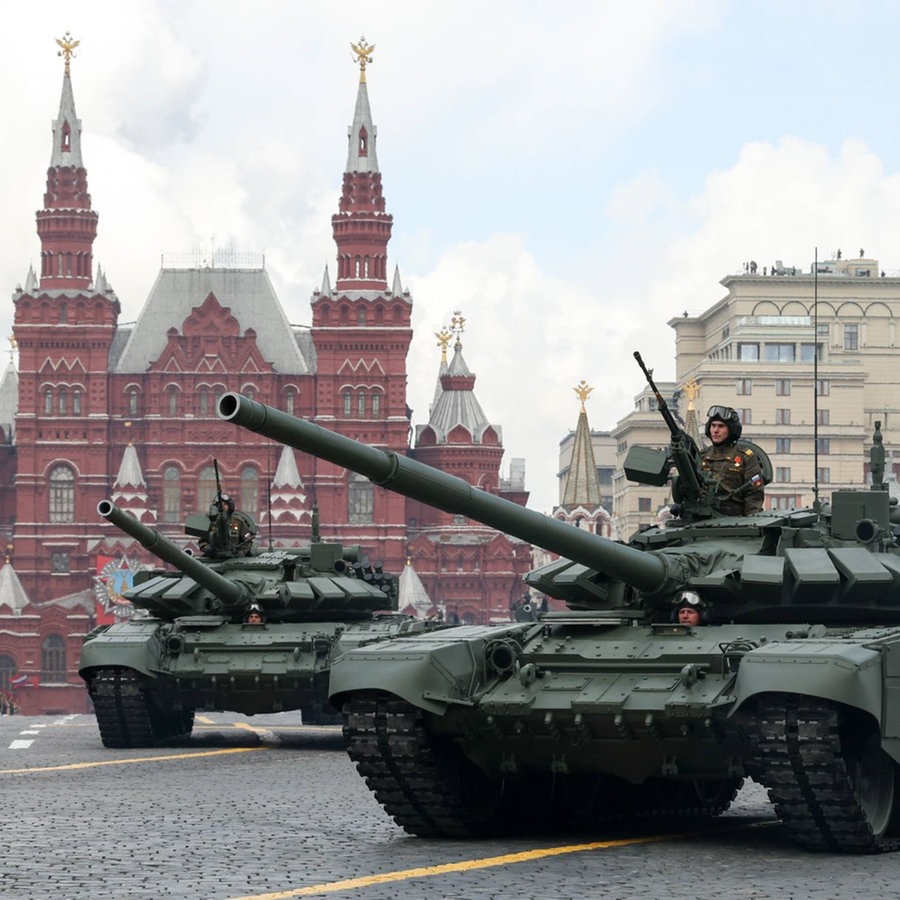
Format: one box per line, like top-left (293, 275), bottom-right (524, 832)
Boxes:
top-left (0, 745), bottom-right (268, 774)
top-left (229, 823), bottom-right (775, 900)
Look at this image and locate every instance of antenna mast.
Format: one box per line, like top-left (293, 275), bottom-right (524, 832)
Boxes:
top-left (813, 247), bottom-right (820, 510)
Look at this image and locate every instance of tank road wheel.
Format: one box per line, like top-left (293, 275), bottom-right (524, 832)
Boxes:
top-left (343, 692), bottom-right (509, 838)
top-left (691, 777), bottom-right (744, 815)
top-left (754, 695), bottom-right (900, 852)
top-left (89, 667), bottom-right (156, 748)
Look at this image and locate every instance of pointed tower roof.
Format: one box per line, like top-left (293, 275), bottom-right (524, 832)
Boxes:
top-left (330, 37), bottom-right (393, 293)
top-left (111, 441), bottom-right (155, 522)
top-left (561, 381), bottom-right (603, 508)
top-left (36, 33), bottom-right (99, 292)
top-left (345, 37), bottom-right (380, 174)
top-left (419, 312), bottom-right (500, 444)
top-left (682, 379), bottom-right (704, 447)
top-left (263, 445), bottom-right (311, 525)
top-left (50, 34), bottom-right (84, 168)
top-left (0, 361), bottom-right (18, 442)
top-left (0, 559), bottom-right (31, 616)
top-left (398, 558), bottom-right (433, 618)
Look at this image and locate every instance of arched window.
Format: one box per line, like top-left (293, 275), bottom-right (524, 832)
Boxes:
top-left (72, 390), bottom-right (82, 416)
top-left (357, 389), bottom-right (366, 416)
top-left (371, 392), bottom-right (381, 417)
top-left (168, 386), bottom-right (178, 416)
top-left (58, 302), bottom-right (67, 323)
top-left (0, 654), bottom-right (15, 692)
top-left (198, 465), bottom-right (218, 509)
top-left (44, 388), bottom-right (53, 416)
top-left (343, 390), bottom-right (352, 417)
top-left (58, 387), bottom-right (68, 415)
top-left (357, 307), bottom-right (366, 325)
top-left (41, 635), bottom-right (66, 682)
top-left (285, 389), bottom-right (296, 416)
top-left (240, 466), bottom-right (259, 518)
top-left (128, 388), bottom-right (139, 416)
top-left (348, 473), bottom-right (374, 524)
top-left (198, 387), bottom-right (209, 417)
top-left (162, 466), bottom-right (181, 523)
top-left (49, 465), bottom-right (75, 523)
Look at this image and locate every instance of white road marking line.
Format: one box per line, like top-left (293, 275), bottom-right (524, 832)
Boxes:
top-left (9, 740), bottom-right (34, 749)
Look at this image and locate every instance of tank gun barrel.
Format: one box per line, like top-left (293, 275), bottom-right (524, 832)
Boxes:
top-left (98, 500), bottom-right (247, 606)
top-left (217, 393), bottom-right (668, 594)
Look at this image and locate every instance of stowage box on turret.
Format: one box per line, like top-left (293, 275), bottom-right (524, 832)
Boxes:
top-left (79, 496), bottom-right (426, 748)
top-left (219, 387), bottom-right (900, 853)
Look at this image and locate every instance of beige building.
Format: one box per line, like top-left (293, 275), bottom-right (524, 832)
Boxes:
top-left (565, 253), bottom-right (900, 540)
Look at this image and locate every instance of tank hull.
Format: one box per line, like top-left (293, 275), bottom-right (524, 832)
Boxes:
top-left (330, 617), bottom-right (900, 849)
top-left (81, 613), bottom-right (424, 745)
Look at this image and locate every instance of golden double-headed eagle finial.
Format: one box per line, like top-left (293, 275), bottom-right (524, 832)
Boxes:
top-left (574, 380), bottom-right (593, 411)
top-left (350, 36), bottom-right (375, 83)
top-left (56, 32), bottom-right (79, 75)
top-left (682, 379), bottom-right (699, 410)
top-left (435, 327), bottom-right (453, 362)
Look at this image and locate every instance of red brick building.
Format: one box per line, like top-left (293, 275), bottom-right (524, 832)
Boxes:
top-left (0, 43), bottom-right (532, 714)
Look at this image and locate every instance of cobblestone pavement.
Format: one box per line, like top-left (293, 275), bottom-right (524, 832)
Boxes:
top-left (2, 712), bottom-right (900, 899)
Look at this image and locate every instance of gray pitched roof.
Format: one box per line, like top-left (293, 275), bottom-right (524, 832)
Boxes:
top-left (113, 267), bottom-right (311, 374)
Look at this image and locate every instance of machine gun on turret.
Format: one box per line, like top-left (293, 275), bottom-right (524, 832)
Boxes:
top-left (626, 352), bottom-right (720, 519)
top-left (627, 352), bottom-right (771, 520)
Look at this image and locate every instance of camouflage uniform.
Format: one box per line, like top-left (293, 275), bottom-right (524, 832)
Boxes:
top-left (701, 440), bottom-right (765, 515)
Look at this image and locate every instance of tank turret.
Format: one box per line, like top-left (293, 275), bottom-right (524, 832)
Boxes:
top-left (81, 493), bottom-right (424, 749)
top-left (217, 390), bottom-right (900, 853)
top-left (98, 500), bottom-right (249, 613)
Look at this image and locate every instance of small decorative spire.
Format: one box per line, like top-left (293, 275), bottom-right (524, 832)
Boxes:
top-left (450, 310), bottom-right (466, 348)
top-left (350, 36), bottom-right (375, 83)
top-left (56, 32), bottom-right (79, 76)
top-left (574, 380), bottom-right (593, 412)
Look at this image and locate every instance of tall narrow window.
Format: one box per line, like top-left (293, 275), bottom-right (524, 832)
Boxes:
top-left (168, 386), bottom-right (178, 416)
top-left (844, 324), bottom-right (859, 350)
top-left (128, 389), bottom-right (138, 415)
top-left (198, 465), bottom-right (217, 509)
top-left (44, 388), bottom-right (53, 415)
top-left (371, 392), bottom-right (381, 416)
top-left (343, 390), bottom-right (352, 417)
top-left (199, 388), bottom-right (209, 416)
top-left (240, 466), bottom-right (259, 518)
top-left (72, 390), bottom-right (82, 415)
top-left (162, 466), bottom-right (181, 523)
top-left (348, 473), bottom-right (374, 524)
top-left (41, 635), bottom-right (66, 682)
top-left (49, 465), bottom-right (75, 523)
top-left (58, 388), bottom-right (67, 415)
top-left (357, 390), bottom-right (366, 416)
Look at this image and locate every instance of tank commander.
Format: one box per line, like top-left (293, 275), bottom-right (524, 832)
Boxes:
top-left (702, 406), bottom-right (765, 515)
top-left (200, 493), bottom-right (258, 558)
top-left (673, 590), bottom-right (709, 626)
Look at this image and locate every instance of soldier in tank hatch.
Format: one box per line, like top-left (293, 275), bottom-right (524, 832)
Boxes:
top-left (702, 406), bottom-right (765, 515)
top-left (673, 590), bottom-right (710, 626)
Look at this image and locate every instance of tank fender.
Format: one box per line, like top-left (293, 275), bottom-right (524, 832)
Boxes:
top-left (730, 640), bottom-right (883, 730)
top-left (329, 625), bottom-right (534, 716)
top-left (78, 621), bottom-right (163, 680)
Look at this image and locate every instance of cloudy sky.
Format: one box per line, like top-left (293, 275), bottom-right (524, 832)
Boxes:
top-left (4, 1), bottom-right (900, 513)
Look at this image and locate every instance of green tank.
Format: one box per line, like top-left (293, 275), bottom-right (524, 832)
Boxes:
top-left (79, 496), bottom-right (425, 748)
top-left (218, 386), bottom-right (900, 852)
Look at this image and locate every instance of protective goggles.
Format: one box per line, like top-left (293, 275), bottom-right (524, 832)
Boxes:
top-left (706, 405), bottom-right (737, 421)
top-left (675, 590), bottom-right (703, 607)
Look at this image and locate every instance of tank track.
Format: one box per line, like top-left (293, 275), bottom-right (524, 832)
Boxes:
top-left (89, 667), bottom-right (193, 749)
top-left (752, 695), bottom-right (900, 853)
top-left (343, 693), bottom-right (740, 838)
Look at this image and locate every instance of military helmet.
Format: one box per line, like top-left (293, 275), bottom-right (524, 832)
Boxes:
top-left (705, 405), bottom-right (742, 442)
top-left (673, 590), bottom-right (710, 623)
